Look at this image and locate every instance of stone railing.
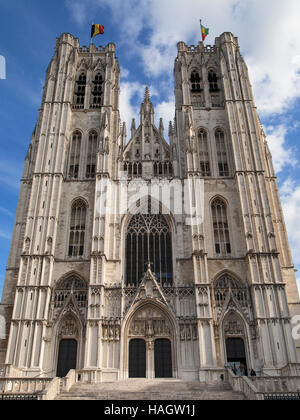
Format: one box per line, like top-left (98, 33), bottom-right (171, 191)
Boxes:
top-left (226, 369), bottom-right (263, 400)
top-left (0, 377), bottom-right (52, 395)
top-left (250, 376), bottom-right (300, 393)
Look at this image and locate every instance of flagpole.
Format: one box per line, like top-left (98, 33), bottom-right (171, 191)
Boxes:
top-left (200, 19), bottom-right (202, 42)
top-left (90, 21), bottom-right (94, 48)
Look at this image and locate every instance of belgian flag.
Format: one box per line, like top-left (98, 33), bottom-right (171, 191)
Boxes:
top-left (91, 24), bottom-right (105, 38)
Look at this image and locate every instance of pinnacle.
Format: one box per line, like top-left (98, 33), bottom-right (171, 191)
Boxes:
top-left (144, 85), bottom-right (150, 102)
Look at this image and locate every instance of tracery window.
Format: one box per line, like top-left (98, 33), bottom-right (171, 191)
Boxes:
top-left (211, 198), bottom-right (231, 255)
top-left (153, 161), bottom-right (173, 178)
top-left (190, 70), bottom-right (202, 92)
top-left (124, 162), bottom-right (142, 178)
top-left (68, 199), bottom-right (87, 257)
top-left (73, 72), bottom-right (86, 109)
top-left (198, 129), bottom-right (210, 176)
top-left (68, 131), bottom-right (81, 179)
top-left (90, 72), bottom-right (103, 109)
top-left (86, 130), bottom-right (98, 179)
top-left (126, 211), bottom-right (173, 286)
top-left (54, 275), bottom-right (88, 309)
top-left (215, 129), bottom-right (230, 177)
top-left (214, 275), bottom-right (248, 308)
top-left (208, 69), bottom-right (219, 92)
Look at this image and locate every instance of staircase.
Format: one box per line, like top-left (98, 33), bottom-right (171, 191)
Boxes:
top-left (55, 379), bottom-right (246, 400)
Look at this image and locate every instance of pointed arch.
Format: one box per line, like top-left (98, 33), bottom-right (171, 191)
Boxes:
top-left (68, 199), bottom-right (87, 257)
top-left (86, 130), bottom-right (98, 178)
top-left (208, 68), bottom-right (219, 92)
top-left (68, 130), bottom-right (82, 179)
top-left (215, 128), bottom-right (230, 177)
top-left (213, 272), bottom-right (248, 310)
top-left (197, 128), bottom-right (211, 176)
top-left (125, 200), bottom-right (173, 287)
top-left (90, 72), bottom-right (103, 109)
top-left (73, 72), bottom-right (86, 109)
top-left (190, 69), bottom-right (202, 92)
top-left (54, 272), bottom-right (88, 309)
top-left (211, 197), bottom-right (231, 255)
top-left (121, 299), bottom-right (179, 379)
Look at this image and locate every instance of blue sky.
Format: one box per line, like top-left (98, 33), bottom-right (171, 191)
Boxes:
top-left (1, 0), bottom-right (300, 297)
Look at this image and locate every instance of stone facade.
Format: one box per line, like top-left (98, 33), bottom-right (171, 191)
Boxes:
top-left (0, 32), bottom-right (299, 382)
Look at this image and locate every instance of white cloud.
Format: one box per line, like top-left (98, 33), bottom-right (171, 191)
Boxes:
top-left (66, 0), bottom-right (300, 117)
top-left (0, 207), bottom-right (14, 219)
top-left (119, 81), bottom-right (144, 135)
top-left (155, 100), bottom-right (175, 135)
top-left (0, 231), bottom-right (11, 240)
top-left (264, 125), bottom-right (298, 173)
top-left (281, 182), bottom-right (300, 269)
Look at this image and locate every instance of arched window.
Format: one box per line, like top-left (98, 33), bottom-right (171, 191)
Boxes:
top-left (54, 274), bottom-right (88, 309)
top-left (68, 199), bottom-right (87, 257)
top-left (208, 69), bottom-right (219, 92)
top-left (86, 131), bottom-right (98, 178)
top-left (153, 161), bottom-right (173, 178)
top-left (68, 131), bottom-right (82, 179)
top-left (126, 211), bottom-right (173, 286)
top-left (215, 129), bottom-right (229, 177)
top-left (198, 129), bottom-right (210, 176)
top-left (124, 162), bottom-right (142, 179)
top-left (211, 198), bottom-right (231, 255)
top-left (73, 72), bottom-right (86, 109)
top-left (214, 275), bottom-right (248, 308)
top-left (90, 72), bottom-right (103, 109)
top-left (190, 70), bottom-right (202, 92)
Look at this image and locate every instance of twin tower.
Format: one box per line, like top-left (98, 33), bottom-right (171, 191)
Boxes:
top-left (0, 32), bottom-right (299, 382)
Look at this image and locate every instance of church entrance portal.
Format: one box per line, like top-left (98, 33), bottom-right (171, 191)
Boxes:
top-left (125, 302), bottom-right (177, 379)
top-left (155, 338), bottom-right (172, 378)
top-left (226, 337), bottom-right (247, 373)
top-left (56, 339), bottom-right (78, 378)
top-left (129, 339), bottom-right (146, 378)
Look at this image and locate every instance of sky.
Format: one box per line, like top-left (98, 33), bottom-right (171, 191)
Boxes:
top-left (0, 0), bottom-right (300, 297)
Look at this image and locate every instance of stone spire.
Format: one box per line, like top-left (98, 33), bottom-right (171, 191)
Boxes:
top-left (140, 85), bottom-right (154, 125)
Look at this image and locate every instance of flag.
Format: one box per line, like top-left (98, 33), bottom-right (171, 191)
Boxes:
top-left (91, 24), bottom-right (105, 38)
top-left (201, 23), bottom-right (209, 41)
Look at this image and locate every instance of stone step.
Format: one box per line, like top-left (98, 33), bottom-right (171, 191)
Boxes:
top-left (55, 380), bottom-right (246, 400)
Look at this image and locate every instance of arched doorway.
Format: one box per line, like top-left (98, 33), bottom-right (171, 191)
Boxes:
top-left (129, 339), bottom-right (146, 378)
top-left (124, 301), bottom-right (177, 379)
top-left (155, 339), bottom-right (172, 378)
top-left (222, 311), bottom-right (249, 374)
top-left (226, 338), bottom-right (247, 373)
top-left (56, 339), bottom-right (78, 378)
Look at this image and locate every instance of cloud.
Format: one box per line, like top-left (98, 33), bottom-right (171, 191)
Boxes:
top-left (264, 125), bottom-right (298, 173)
top-left (0, 207), bottom-right (14, 219)
top-left (281, 181), bottom-right (300, 269)
top-left (0, 231), bottom-right (11, 241)
top-left (66, 0), bottom-right (300, 118)
top-left (0, 159), bottom-right (22, 191)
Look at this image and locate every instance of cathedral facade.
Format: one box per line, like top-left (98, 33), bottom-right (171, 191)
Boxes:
top-left (0, 32), bottom-right (299, 382)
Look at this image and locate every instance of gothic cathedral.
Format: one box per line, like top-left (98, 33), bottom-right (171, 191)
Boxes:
top-left (0, 32), bottom-right (299, 383)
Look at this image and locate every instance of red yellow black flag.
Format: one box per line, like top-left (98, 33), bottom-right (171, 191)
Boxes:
top-left (91, 24), bottom-right (105, 38)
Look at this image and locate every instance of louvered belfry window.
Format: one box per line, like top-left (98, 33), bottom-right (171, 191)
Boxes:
top-left (216, 129), bottom-right (230, 177)
top-left (69, 131), bottom-right (81, 179)
top-left (126, 210), bottom-right (173, 287)
top-left (212, 198), bottom-right (231, 255)
top-left (86, 131), bottom-right (98, 178)
top-left (198, 129), bottom-right (211, 176)
top-left (68, 199), bottom-right (87, 257)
